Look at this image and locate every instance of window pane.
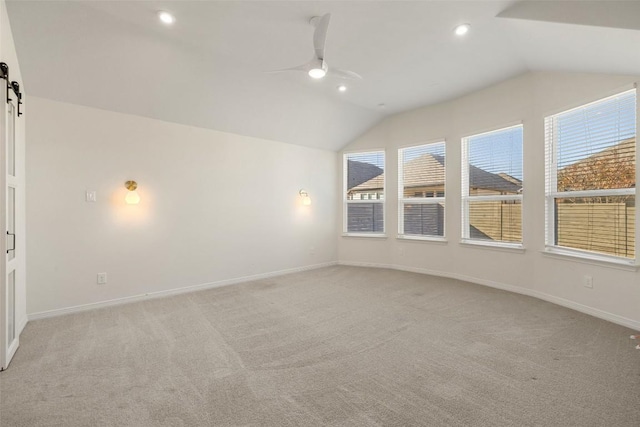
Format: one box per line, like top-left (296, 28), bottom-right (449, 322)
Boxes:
top-left (555, 91), bottom-right (636, 192)
top-left (463, 125), bottom-right (523, 244)
top-left (401, 142), bottom-right (445, 199)
top-left (345, 151), bottom-right (385, 233)
top-left (546, 89), bottom-right (636, 259)
top-left (557, 139), bottom-right (635, 192)
top-left (403, 203), bottom-right (444, 236)
top-left (553, 91), bottom-right (636, 191)
top-left (347, 203), bottom-right (384, 233)
top-left (555, 196), bottom-right (635, 259)
top-left (468, 200), bottom-right (522, 243)
top-left (467, 126), bottom-right (523, 196)
top-left (346, 152), bottom-right (384, 200)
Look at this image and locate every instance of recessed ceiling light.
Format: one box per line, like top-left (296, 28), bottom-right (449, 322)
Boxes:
top-left (454, 23), bottom-right (471, 36)
top-left (158, 11), bottom-right (175, 25)
top-left (337, 85), bottom-right (347, 92)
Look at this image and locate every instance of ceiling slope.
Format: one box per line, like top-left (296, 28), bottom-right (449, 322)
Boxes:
top-left (498, 0), bottom-right (640, 30)
top-left (6, 1), bottom-right (640, 150)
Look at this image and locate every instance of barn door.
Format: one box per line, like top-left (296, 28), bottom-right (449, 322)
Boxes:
top-left (0, 71), bottom-right (20, 371)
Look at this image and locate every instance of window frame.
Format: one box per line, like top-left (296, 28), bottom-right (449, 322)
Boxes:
top-left (343, 149), bottom-right (386, 237)
top-left (397, 140), bottom-right (447, 241)
top-left (461, 124), bottom-right (524, 249)
top-left (544, 88), bottom-right (638, 266)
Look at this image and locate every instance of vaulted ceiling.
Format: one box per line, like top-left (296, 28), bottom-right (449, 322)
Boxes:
top-left (7, 1), bottom-right (640, 150)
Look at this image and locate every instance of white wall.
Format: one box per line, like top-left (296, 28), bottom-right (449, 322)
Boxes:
top-left (339, 71), bottom-right (640, 328)
top-left (26, 96), bottom-right (337, 316)
top-left (1, 0), bottom-right (27, 332)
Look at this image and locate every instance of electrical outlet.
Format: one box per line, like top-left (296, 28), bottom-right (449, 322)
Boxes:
top-left (309, 246), bottom-right (316, 255)
top-left (97, 272), bottom-right (107, 285)
top-left (584, 275), bottom-right (593, 289)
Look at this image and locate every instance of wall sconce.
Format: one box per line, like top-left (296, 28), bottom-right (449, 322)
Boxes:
top-left (125, 180), bottom-right (140, 205)
top-left (299, 189), bottom-right (311, 206)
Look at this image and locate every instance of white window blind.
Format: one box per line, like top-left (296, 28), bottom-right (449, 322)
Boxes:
top-left (545, 89), bottom-right (636, 261)
top-left (462, 125), bottom-right (523, 245)
top-left (344, 151), bottom-right (385, 234)
top-left (398, 142), bottom-right (445, 238)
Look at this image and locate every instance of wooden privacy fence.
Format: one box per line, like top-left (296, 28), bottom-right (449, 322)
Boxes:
top-left (556, 203), bottom-right (635, 259)
top-left (469, 202), bottom-right (635, 258)
top-left (469, 203), bottom-right (522, 243)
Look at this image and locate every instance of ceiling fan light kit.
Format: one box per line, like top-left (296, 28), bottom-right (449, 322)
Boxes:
top-left (272, 13), bottom-right (362, 81)
top-left (308, 68), bottom-right (326, 79)
top-left (307, 58), bottom-right (328, 79)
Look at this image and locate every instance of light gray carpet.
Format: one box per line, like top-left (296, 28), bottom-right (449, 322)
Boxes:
top-left (1, 266), bottom-right (639, 426)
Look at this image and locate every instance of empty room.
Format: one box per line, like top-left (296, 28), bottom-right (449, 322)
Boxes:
top-left (1, 0), bottom-right (639, 425)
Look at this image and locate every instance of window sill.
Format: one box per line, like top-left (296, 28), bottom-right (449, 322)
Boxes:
top-left (342, 233), bottom-right (387, 239)
top-left (460, 239), bottom-right (525, 253)
top-left (542, 247), bottom-right (639, 271)
top-left (397, 235), bottom-right (448, 244)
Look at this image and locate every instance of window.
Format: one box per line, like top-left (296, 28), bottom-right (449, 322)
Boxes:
top-left (462, 125), bottom-right (523, 246)
top-left (398, 142), bottom-right (446, 238)
top-left (344, 151), bottom-right (385, 234)
top-left (545, 89), bottom-right (636, 262)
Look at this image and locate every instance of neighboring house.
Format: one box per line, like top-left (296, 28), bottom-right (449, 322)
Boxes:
top-left (346, 160), bottom-right (384, 200)
top-left (348, 153), bottom-right (522, 197)
top-left (497, 173), bottom-right (524, 191)
top-left (468, 165), bottom-right (522, 195)
top-left (347, 153), bottom-right (523, 238)
top-left (400, 154), bottom-right (445, 198)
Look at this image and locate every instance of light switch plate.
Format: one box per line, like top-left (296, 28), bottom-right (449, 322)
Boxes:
top-left (86, 191), bottom-right (97, 202)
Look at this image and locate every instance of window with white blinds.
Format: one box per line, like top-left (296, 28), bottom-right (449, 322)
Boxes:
top-left (545, 89), bottom-right (636, 261)
top-left (462, 125), bottom-right (523, 246)
top-left (398, 142), bottom-right (445, 238)
top-left (344, 151), bottom-right (385, 234)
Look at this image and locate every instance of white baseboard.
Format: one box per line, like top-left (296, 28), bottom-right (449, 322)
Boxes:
top-left (27, 260), bottom-right (639, 331)
top-left (339, 261), bottom-right (640, 331)
top-left (28, 261), bottom-right (338, 321)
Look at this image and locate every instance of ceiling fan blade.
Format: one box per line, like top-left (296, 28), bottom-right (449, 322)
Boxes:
top-left (329, 67), bottom-right (362, 80)
top-left (313, 13), bottom-right (331, 60)
top-left (266, 62), bottom-right (312, 74)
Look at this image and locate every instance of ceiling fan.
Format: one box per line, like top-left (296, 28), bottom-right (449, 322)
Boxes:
top-left (272, 13), bottom-right (362, 80)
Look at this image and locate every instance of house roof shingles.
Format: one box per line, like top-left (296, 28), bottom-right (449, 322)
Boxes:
top-left (349, 153), bottom-right (522, 193)
top-left (346, 160), bottom-right (384, 191)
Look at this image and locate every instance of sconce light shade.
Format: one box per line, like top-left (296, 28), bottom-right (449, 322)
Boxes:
top-left (125, 180), bottom-right (140, 205)
top-left (299, 189), bottom-right (311, 206)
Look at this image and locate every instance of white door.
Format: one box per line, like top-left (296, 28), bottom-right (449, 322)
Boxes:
top-left (0, 82), bottom-right (19, 370)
